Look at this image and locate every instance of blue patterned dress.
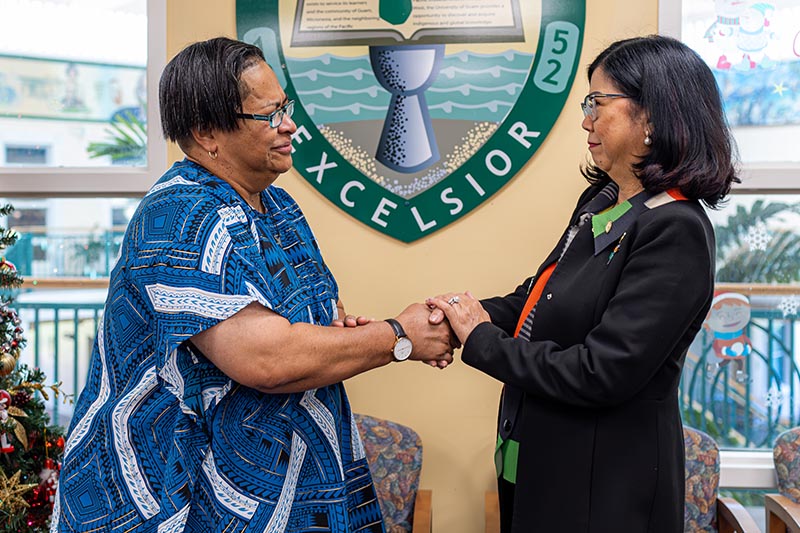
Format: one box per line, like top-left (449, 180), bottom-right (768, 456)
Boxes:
top-left (52, 159), bottom-right (385, 533)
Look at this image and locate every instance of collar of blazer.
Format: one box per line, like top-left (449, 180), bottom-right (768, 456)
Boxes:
top-left (580, 183), bottom-right (688, 256)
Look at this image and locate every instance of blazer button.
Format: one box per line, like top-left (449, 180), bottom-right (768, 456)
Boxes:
top-left (502, 419), bottom-right (512, 432)
top-left (546, 293), bottom-right (552, 300)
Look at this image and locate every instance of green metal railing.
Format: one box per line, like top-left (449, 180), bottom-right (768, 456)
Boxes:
top-left (5, 230), bottom-right (124, 278)
top-left (681, 306), bottom-right (800, 449)
top-left (8, 282), bottom-right (800, 447)
top-left (14, 300), bottom-right (104, 426)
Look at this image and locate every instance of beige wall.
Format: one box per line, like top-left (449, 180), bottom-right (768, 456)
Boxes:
top-left (166, 2), bottom-right (657, 531)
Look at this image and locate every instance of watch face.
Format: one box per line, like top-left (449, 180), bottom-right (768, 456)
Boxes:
top-left (393, 337), bottom-right (413, 361)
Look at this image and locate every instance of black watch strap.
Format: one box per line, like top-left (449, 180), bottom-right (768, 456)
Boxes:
top-left (384, 318), bottom-right (406, 338)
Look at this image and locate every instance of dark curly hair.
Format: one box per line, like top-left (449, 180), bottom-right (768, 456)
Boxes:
top-left (581, 35), bottom-right (739, 208)
top-left (159, 37), bottom-right (266, 145)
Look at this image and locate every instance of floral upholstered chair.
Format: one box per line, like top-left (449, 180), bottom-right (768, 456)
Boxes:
top-left (765, 427), bottom-right (800, 532)
top-left (354, 414), bottom-right (432, 533)
top-left (684, 426), bottom-right (761, 533)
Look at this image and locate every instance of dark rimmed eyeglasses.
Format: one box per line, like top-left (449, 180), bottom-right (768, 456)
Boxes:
top-left (236, 100), bottom-right (295, 128)
top-left (580, 93), bottom-right (629, 121)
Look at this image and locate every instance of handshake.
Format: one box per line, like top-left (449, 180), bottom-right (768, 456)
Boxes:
top-left (332, 291), bottom-right (491, 369)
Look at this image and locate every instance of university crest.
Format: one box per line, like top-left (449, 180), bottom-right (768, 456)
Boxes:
top-left (237, 0), bottom-right (585, 242)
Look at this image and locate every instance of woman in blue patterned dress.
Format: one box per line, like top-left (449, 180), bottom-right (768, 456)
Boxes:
top-left (52, 37), bottom-right (455, 533)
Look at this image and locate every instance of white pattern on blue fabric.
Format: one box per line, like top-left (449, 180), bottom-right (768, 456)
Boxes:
top-left (159, 347), bottom-right (195, 418)
top-left (63, 324), bottom-right (109, 459)
top-left (157, 504), bottom-right (191, 533)
top-left (202, 449), bottom-right (259, 520)
top-left (300, 390), bottom-right (344, 480)
top-left (48, 486), bottom-right (61, 532)
top-left (263, 433), bottom-right (307, 533)
top-left (245, 281), bottom-right (273, 309)
top-left (218, 205), bottom-right (248, 226)
top-left (112, 367), bottom-right (161, 519)
top-left (250, 220), bottom-right (261, 252)
top-left (351, 415), bottom-right (366, 462)
top-left (145, 176), bottom-right (198, 197)
top-left (146, 283), bottom-right (255, 320)
top-left (201, 219), bottom-right (232, 275)
top-left (202, 382), bottom-right (232, 412)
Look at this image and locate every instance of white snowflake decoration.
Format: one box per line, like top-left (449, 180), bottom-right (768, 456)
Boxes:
top-left (778, 295), bottom-right (800, 318)
top-left (765, 385), bottom-right (786, 409)
top-left (745, 219), bottom-right (772, 251)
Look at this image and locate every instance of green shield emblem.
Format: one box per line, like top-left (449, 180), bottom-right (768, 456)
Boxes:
top-left (237, 0), bottom-right (585, 242)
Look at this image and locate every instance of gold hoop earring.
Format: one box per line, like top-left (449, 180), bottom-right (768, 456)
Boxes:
top-left (208, 150), bottom-right (218, 160)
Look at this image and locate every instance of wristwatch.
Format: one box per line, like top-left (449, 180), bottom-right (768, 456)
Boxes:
top-left (385, 318), bottom-right (413, 361)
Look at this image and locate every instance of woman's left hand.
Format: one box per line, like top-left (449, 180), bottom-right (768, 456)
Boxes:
top-left (425, 291), bottom-right (490, 345)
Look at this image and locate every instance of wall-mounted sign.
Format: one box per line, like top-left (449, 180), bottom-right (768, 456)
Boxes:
top-left (237, 0), bottom-right (585, 242)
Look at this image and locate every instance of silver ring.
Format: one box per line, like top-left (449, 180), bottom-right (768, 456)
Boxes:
top-left (448, 296), bottom-right (460, 305)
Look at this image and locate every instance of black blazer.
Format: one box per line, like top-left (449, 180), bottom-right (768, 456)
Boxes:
top-left (463, 183), bottom-right (715, 533)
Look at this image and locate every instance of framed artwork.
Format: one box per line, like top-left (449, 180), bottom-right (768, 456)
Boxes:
top-left (660, 1), bottom-right (800, 188)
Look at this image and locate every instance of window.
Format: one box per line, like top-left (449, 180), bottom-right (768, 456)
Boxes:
top-left (0, 0), bottom-right (165, 424)
top-left (660, 1), bottom-right (800, 188)
top-left (6, 145), bottom-right (49, 165)
top-left (9, 206), bottom-right (46, 228)
top-left (660, 2), bottom-right (800, 521)
top-left (2, 196), bottom-right (138, 425)
top-left (0, 0), bottom-right (166, 194)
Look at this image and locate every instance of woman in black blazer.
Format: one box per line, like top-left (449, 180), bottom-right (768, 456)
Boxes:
top-left (428, 35), bottom-right (738, 533)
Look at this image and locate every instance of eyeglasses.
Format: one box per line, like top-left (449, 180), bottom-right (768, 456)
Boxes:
top-left (580, 93), bottom-right (629, 121)
top-left (236, 100), bottom-right (295, 128)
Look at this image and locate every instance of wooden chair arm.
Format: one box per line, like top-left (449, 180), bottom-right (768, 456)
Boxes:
top-left (765, 493), bottom-right (800, 533)
top-left (485, 491), bottom-right (500, 533)
top-left (717, 497), bottom-right (762, 533)
top-left (412, 489), bottom-right (432, 533)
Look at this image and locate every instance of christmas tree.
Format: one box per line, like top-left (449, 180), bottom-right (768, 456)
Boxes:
top-left (0, 204), bottom-right (67, 532)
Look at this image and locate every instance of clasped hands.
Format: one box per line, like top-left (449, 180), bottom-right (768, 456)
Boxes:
top-left (332, 291), bottom-right (490, 369)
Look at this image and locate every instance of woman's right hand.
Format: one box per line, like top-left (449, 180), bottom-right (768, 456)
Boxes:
top-left (426, 291), bottom-right (490, 345)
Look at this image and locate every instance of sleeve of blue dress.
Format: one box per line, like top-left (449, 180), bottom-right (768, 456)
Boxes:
top-left (116, 181), bottom-right (283, 421)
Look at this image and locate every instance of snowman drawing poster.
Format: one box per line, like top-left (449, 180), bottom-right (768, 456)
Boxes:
top-left (680, 0), bottom-right (800, 128)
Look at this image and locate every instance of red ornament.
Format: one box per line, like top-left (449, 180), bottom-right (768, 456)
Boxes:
top-left (0, 258), bottom-right (16, 272)
top-left (24, 457), bottom-right (62, 523)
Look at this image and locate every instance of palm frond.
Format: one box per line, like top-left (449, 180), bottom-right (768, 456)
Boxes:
top-left (715, 200), bottom-right (800, 283)
top-left (86, 108), bottom-right (147, 163)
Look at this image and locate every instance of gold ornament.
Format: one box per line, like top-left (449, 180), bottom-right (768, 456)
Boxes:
top-left (0, 469), bottom-right (37, 514)
top-left (11, 419), bottom-right (27, 450)
top-left (5, 406), bottom-right (29, 450)
top-left (0, 353), bottom-right (16, 376)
